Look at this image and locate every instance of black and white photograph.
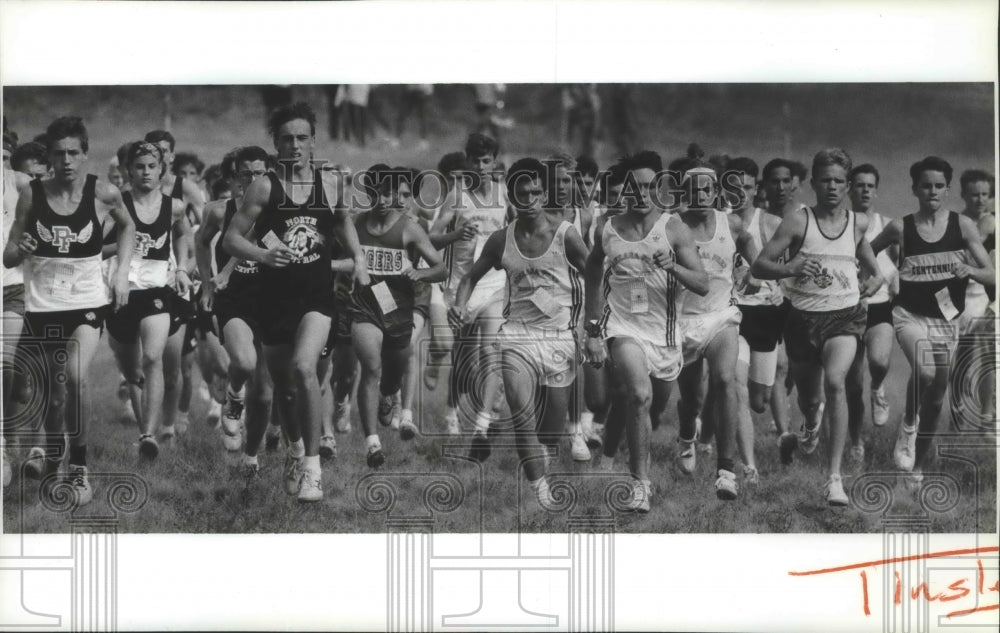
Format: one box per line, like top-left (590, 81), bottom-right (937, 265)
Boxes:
top-left (1, 1), bottom-right (997, 631)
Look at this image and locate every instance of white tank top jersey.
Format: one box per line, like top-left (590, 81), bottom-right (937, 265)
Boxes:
top-left (2, 169), bottom-right (24, 286)
top-left (500, 220), bottom-right (582, 336)
top-left (784, 208), bottom-right (860, 312)
top-left (444, 183), bottom-right (508, 297)
top-left (734, 208), bottom-right (783, 307)
top-left (861, 210), bottom-right (897, 305)
top-left (600, 212), bottom-right (680, 347)
top-left (681, 210), bottom-right (737, 316)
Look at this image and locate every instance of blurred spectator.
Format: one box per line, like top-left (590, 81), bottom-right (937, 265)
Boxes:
top-left (2, 130), bottom-right (16, 169)
top-left (395, 84), bottom-right (433, 150)
top-left (606, 83), bottom-right (638, 156)
top-left (335, 84), bottom-right (371, 147)
top-left (473, 84), bottom-right (513, 141)
top-left (261, 85), bottom-right (293, 122)
top-left (11, 141), bottom-right (49, 179)
top-left (324, 85), bottom-right (342, 140)
top-left (203, 163), bottom-right (224, 199)
top-left (107, 156), bottom-right (124, 189)
top-left (561, 84), bottom-right (599, 158)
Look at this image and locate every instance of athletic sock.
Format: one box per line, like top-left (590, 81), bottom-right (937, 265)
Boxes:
top-left (68, 445), bottom-right (87, 467)
top-left (580, 411), bottom-right (594, 434)
top-left (242, 454), bottom-right (258, 467)
top-left (474, 413), bottom-right (491, 435)
top-left (227, 386), bottom-right (245, 402)
top-left (301, 455), bottom-right (320, 473)
top-left (289, 439), bottom-right (305, 459)
top-left (400, 409), bottom-right (413, 424)
top-left (444, 406), bottom-right (457, 420)
top-left (366, 434), bottom-right (381, 451)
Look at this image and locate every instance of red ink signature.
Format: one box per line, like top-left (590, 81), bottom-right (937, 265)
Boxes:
top-left (789, 546), bottom-right (1000, 619)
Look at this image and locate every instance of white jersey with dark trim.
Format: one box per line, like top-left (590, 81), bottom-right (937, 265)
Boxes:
top-left (734, 208), bottom-right (783, 307)
top-left (600, 212), bottom-right (679, 347)
top-left (2, 169), bottom-right (23, 286)
top-left (783, 207), bottom-right (860, 312)
top-left (500, 220), bottom-right (582, 336)
top-left (443, 182), bottom-right (507, 301)
top-left (861, 210), bottom-right (897, 305)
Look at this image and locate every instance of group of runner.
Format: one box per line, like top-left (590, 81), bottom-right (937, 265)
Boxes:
top-left (1, 101), bottom-right (995, 512)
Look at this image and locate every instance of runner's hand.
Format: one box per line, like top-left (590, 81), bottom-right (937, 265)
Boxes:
top-left (17, 233), bottom-right (37, 257)
top-left (353, 261), bottom-right (371, 287)
top-left (111, 271), bottom-right (130, 312)
top-left (459, 223), bottom-right (479, 241)
top-left (788, 254), bottom-right (822, 278)
top-left (261, 244), bottom-right (294, 268)
top-left (199, 281), bottom-right (215, 311)
top-left (951, 262), bottom-right (971, 279)
top-left (447, 305), bottom-right (467, 330)
top-left (653, 250), bottom-right (675, 272)
top-left (585, 336), bottom-right (607, 367)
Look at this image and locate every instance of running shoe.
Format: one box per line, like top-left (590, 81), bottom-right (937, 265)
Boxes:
top-left (893, 421), bottom-right (917, 472)
top-left (778, 432), bottom-right (797, 466)
top-left (825, 474), bottom-right (849, 506)
top-left (243, 460), bottom-right (260, 481)
top-left (139, 434), bottom-right (159, 459)
top-left (532, 477), bottom-right (558, 511)
top-left (319, 435), bottom-right (337, 459)
top-left (585, 423), bottom-right (604, 451)
top-left (743, 465), bottom-right (760, 487)
top-left (570, 432), bottom-right (591, 462)
top-left (366, 445), bottom-right (386, 469)
top-left (378, 395), bottom-right (395, 427)
top-left (799, 421), bottom-right (821, 455)
top-left (847, 443), bottom-right (865, 465)
top-left (715, 469), bottom-right (738, 501)
top-left (159, 425), bottom-right (177, 449)
top-left (283, 454), bottom-right (301, 495)
top-left (23, 446), bottom-right (47, 480)
top-left (903, 470), bottom-right (924, 493)
top-left (297, 468), bottom-right (323, 503)
top-left (445, 412), bottom-right (461, 436)
top-left (677, 439), bottom-right (696, 475)
top-left (626, 478), bottom-right (651, 513)
top-left (333, 398), bottom-right (352, 434)
top-left (222, 388), bottom-right (245, 438)
top-left (399, 415), bottom-right (418, 441)
top-left (469, 432), bottom-right (491, 462)
top-left (67, 464), bottom-right (94, 506)
top-left (206, 400), bottom-right (223, 429)
top-left (871, 386), bottom-right (890, 427)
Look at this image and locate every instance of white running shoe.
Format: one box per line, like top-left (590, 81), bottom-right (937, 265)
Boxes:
top-left (825, 474), bottom-right (849, 506)
top-left (715, 469), bottom-right (738, 500)
top-left (333, 398), bottom-right (352, 434)
top-left (222, 388), bottom-right (245, 438)
top-left (626, 478), bottom-right (651, 513)
top-left (586, 424), bottom-right (604, 450)
top-left (445, 412), bottom-right (461, 436)
top-left (570, 432), bottom-right (591, 462)
top-left (297, 468), bottom-right (323, 503)
top-left (283, 454), bottom-right (302, 496)
top-left (159, 425), bottom-right (177, 449)
top-left (871, 386), bottom-right (890, 427)
top-left (677, 439), bottom-right (696, 475)
top-left (532, 477), bottom-right (558, 511)
top-left (221, 427), bottom-right (243, 452)
top-left (206, 400), bottom-right (223, 429)
top-left (67, 464), bottom-right (94, 506)
top-left (23, 446), bottom-right (47, 480)
top-left (799, 420), bottom-right (821, 455)
top-left (378, 395), bottom-right (395, 427)
top-left (399, 416), bottom-right (418, 441)
top-left (903, 470), bottom-right (924, 493)
top-left (319, 435), bottom-right (337, 459)
top-left (893, 422), bottom-right (917, 472)
top-left (175, 412), bottom-right (191, 437)
top-left (743, 465), bottom-right (760, 487)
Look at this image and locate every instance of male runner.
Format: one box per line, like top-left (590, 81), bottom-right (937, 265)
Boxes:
top-left (584, 151), bottom-right (708, 512)
top-left (753, 148), bottom-right (884, 505)
top-left (4, 116), bottom-right (135, 505)
top-left (452, 157), bottom-right (589, 508)
top-left (870, 157), bottom-right (993, 489)
top-left (223, 102), bottom-right (367, 502)
top-left (845, 164), bottom-right (897, 462)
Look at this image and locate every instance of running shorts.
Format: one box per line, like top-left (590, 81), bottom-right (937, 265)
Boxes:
top-left (784, 303), bottom-right (867, 364)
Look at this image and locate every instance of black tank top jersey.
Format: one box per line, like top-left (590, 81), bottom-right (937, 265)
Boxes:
top-left (122, 191), bottom-right (173, 261)
top-left (216, 198), bottom-right (259, 294)
top-left (352, 211), bottom-right (415, 318)
top-left (895, 211), bottom-right (969, 318)
top-left (27, 174), bottom-right (103, 259)
top-left (254, 170), bottom-right (335, 300)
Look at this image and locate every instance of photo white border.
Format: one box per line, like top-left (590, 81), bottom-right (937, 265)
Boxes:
top-left (2, 1), bottom-right (998, 631)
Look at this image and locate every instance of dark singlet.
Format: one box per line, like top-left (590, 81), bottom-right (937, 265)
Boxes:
top-left (123, 191), bottom-right (172, 262)
top-left (986, 231), bottom-right (996, 303)
top-left (254, 170), bottom-right (335, 302)
top-left (25, 174), bottom-right (107, 312)
top-left (216, 198), bottom-right (259, 296)
top-left (895, 211), bottom-right (969, 319)
top-left (351, 211), bottom-right (415, 326)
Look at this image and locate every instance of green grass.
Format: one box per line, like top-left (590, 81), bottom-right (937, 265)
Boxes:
top-left (1, 84), bottom-right (995, 533)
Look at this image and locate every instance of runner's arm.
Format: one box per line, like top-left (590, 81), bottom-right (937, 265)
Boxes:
top-left (404, 221), bottom-right (446, 283)
top-left (665, 216), bottom-right (709, 296)
top-left (957, 215), bottom-right (994, 287)
top-left (171, 197), bottom-right (194, 279)
top-left (325, 172), bottom-right (368, 285)
top-left (98, 182), bottom-right (135, 311)
top-left (751, 209), bottom-right (809, 280)
top-left (564, 224), bottom-right (589, 274)
top-left (869, 217), bottom-right (901, 255)
top-left (181, 178), bottom-right (206, 226)
top-left (3, 177), bottom-right (36, 268)
top-left (583, 219), bottom-right (607, 325)
top-left (194, 200), bottom-right (225, 291)
top-left (224, 176), bottom-right (291, 267)
top-left (731, 214), bottom-right (761, 292)
top-left (453, 228), bottom-right (504, 316)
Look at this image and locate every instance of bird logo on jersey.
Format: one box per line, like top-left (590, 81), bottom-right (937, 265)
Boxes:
top-left (134, 232), bottom-right (168, 258)
top-left (813, 266), bottom-right (834, 288)
top-left (282, 217), bottom-right (325, 264)
top-left (36, 221), bottom-right (93, 253)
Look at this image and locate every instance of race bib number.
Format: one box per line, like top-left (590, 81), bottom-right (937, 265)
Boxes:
top-left (48, 262), bottom-right (75, 299)
top-left (628, 278), bottom-right (649, 314)
top-left (261, 231), bottom-right (284, 250)
top-left (935, 287), bottom-right (959, 321)
top-left (530, 287), bottom-right (560, 314)
top-left (371, 281), bottom-right (399, 315)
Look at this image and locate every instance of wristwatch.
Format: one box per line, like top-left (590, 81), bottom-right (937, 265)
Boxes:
top-left (585, 318), bottom-right (602, 338)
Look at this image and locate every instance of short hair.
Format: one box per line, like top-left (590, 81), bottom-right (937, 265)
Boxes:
top-left (762, 158), bottom-right (797, 181)
top-left (235, 145), bottom-right (270, 170)
top-left (267, 101), bottom-right (317, 139)
top-left (506, 157), bottom-right (548, 199)
top-left (909, 156), bottom-right (953, 186)
top-left (143, 129), bottom-right (175, 152)
top-left (362, 163), bottom-right (412, 200)
top-left (125, 140), bottom-right (166, 174)
top-left (959, 169), bottom-right (995, 197)
top-left (46, 116), bottom-right (89, 153)
top-left (211, 179), bottom-right (233, 200)
top-left (464, 133), bottom-right (499, 158)
top-left (668, 155), bottom-right (713, 177)
top-left (219, 148), bottom-right (241, 182)
top-left (708, 154), bottom-right (730, 174)
top-left (437, 151), bottom-right (469, 175)
top-left (11, 142), bottom-right (48, 172)
top-left (393, 166), bottom-right (423, 198)
top-left (115, 142), bottom-right (131, 168)
top-left (601, 164), bottom-right (628, 204)
top-left (849, 163), bottom-right (881, 187)
top-left (2, 130), bottom-right (17, 153)
top-left (811, 148), bottom-right (852, 179)
top-left (576, 155), bottom-right (599, 179)
top-left (173, 152), bottom-right (204, 177)
top-left (791, 161), bottom-right (809, 182)
top-left (203, 164), bottom-right (223, 189)
top-left (623, 150), bottom-right (663, 175)
top-left (726, 157), bottom-right (759, 180)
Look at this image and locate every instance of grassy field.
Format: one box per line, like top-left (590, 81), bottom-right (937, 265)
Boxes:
top-left (1, 84), bottom-right (996, 534)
